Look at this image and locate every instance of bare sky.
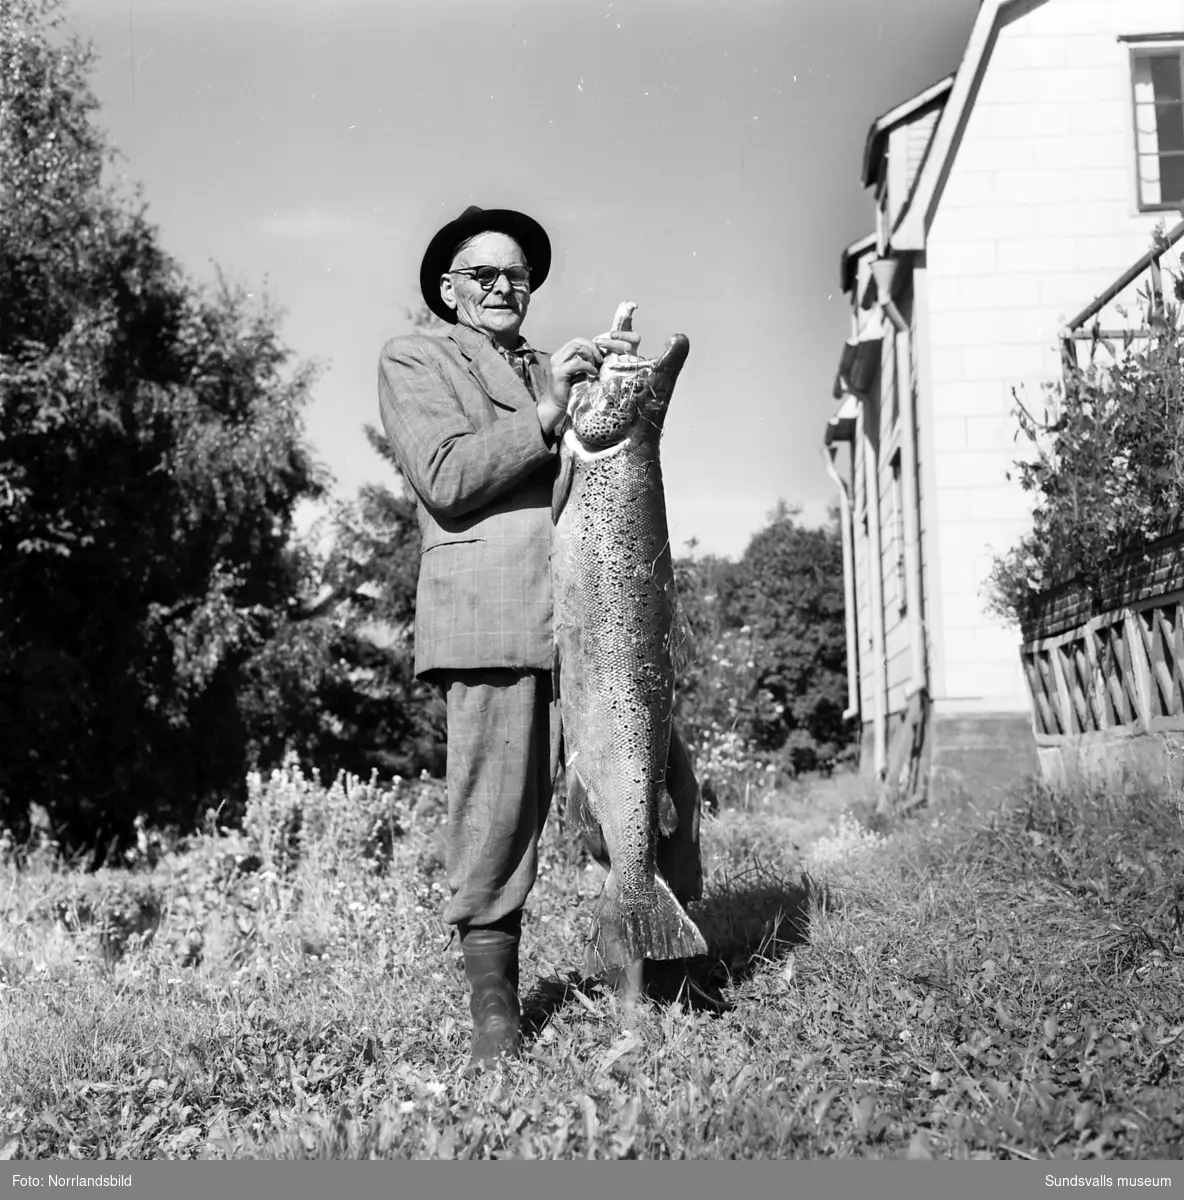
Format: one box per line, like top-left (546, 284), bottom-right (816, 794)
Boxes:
top-left (66, 0), bottom-right (978, 559)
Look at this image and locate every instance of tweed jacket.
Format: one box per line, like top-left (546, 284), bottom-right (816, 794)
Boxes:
top-left (378, 323), bottom-right (560, 676)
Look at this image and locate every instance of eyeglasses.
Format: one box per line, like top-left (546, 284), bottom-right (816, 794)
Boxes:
top-left (449, 265), bottom-right (531, 292)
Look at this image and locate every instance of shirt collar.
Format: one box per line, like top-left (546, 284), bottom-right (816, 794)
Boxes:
top-left (491, 335), bottom-right (536, 364)
top-left (450, 321), bottom-right (535, 361)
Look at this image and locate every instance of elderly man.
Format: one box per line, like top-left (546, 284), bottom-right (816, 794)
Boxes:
top-left (377, 206), bottom-right (641, 1071)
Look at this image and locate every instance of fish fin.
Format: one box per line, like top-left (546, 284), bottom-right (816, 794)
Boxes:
top-left (657, 789), bottom-right (679, 837)
top-left (568, 769), bottom-right (609, 867)
top-left (656, 722), bottom-right (705, 904)
top-left (667, 585), bottom-right (697, 675)
top-left (552, 446), bottom-right (575, 523)
top-left (585, 870), bottom-right (708, 972)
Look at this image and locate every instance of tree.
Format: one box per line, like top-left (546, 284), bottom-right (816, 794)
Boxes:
top-left (671, 549), bottom-right (743, 748)
top-left (237, 304), bottom-right (452, 785)
top-left (1, 0), bottom-right (327, 857)
top-left (305, 305), bottom-right (449, 778)
top-left (731, 506), bottom-right (850, 772)
top-left (296, 420), bottom-right (447, 780)
top-left (671, 505), bottom-right (853, 786)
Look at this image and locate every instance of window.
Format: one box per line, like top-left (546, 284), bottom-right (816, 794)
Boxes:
top-left (1131, 47), bottom-right (1184, 210)
top-left (889, 453), bottom-right (907, 615)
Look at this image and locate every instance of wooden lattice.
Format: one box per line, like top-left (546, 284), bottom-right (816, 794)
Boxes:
top-left (1020, 594), bottom-right (1184, 741)
top-left (1136, 604), bottom-right (1184, 718)
top-left (1095, 622), bottom-right (1138, 726)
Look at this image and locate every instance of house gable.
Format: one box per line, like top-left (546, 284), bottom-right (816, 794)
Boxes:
top-left (862, 75), bottom-right (954, 235)
top-left (893, 0), bottom-right (1052, 251)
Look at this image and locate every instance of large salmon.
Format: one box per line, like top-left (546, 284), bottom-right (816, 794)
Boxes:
top-left (552, 302), bottom-right (708, 974)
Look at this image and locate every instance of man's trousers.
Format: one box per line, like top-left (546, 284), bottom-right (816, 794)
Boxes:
top-left (435, 668), bottom-right (561, 928)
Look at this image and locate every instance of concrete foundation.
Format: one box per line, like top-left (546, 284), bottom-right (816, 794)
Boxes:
top-left (1036, 728), bottom-right (1184, 796)
top-left (861, 707), bottom-right (1041, 805)
top-left (927, 711), bottom-right (1041, 805)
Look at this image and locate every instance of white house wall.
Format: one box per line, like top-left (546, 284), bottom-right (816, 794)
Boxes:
top-left (923, 0), bottom-right (1183, 715)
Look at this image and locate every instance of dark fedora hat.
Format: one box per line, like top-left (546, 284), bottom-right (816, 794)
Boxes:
top-left (419, 205), bottom-right (552, 324)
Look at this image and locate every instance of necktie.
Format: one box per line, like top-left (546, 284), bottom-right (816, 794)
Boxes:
top-left (493, 340), bottom-right (537, 399)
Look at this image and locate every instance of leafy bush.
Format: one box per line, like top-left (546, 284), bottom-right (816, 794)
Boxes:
top-left (987, 232), bottom-right (1184, 625)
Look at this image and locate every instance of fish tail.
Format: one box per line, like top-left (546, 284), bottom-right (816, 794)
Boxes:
top-left (585, 870), bottom-right (708, 973)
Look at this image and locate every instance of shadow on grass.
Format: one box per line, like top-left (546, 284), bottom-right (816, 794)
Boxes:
top-left (521, 866), bottom-right (810, 1035)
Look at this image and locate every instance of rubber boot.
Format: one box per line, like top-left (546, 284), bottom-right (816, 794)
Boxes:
top-left (460, 913), bottom-right (522, 1073)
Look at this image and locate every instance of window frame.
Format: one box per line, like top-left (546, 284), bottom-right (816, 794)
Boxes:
top-left (859, 509), bottom-right (873, 652)
top-left (1127, 40), bottom-right (1184, 213)
top-left (889, 451), bottom-right (908, 617)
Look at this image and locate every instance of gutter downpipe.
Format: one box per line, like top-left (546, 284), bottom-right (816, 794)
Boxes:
top-left (822, 441), bottom-right (860, 723)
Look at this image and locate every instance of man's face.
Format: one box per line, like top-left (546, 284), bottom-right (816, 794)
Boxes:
top-left (440, 231), bottom-right (531, 345)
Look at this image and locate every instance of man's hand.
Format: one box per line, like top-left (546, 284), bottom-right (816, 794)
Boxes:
top-left (538, 329), bottom-right (643, 436)
top-left (592, 327), bottom-right (642, 360)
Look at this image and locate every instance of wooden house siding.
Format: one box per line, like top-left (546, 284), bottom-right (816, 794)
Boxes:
top-left (906, 110), bottom-right (940, 192)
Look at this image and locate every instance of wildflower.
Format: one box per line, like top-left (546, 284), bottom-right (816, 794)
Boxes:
top-left (805, 813), bottom-right (887, 871)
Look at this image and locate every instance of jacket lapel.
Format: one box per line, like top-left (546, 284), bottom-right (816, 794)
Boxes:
top-left (450, 325), bottom-right (533, 414)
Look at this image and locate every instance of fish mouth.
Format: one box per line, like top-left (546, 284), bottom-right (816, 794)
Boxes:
top-left (568, 330), bottom-right (690, 453)
top-left (652, 333), bottom-right (690, 380)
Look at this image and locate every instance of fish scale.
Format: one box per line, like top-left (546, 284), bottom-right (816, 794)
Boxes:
top-left (552, 304), bottom-right (707, 972)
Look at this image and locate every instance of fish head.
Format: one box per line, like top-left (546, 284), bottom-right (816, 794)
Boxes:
top-left (568, 334), bottom-right (690, 451)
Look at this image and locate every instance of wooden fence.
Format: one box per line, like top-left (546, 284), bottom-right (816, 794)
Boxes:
top-left (1019, 526), bottom-right (1184, 791)
top-left (1022, 591), bottom-right (1184, 742)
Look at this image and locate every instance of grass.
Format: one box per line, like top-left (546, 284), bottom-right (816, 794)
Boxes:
top-left (0, 763), bottom-right (1181, 1160)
